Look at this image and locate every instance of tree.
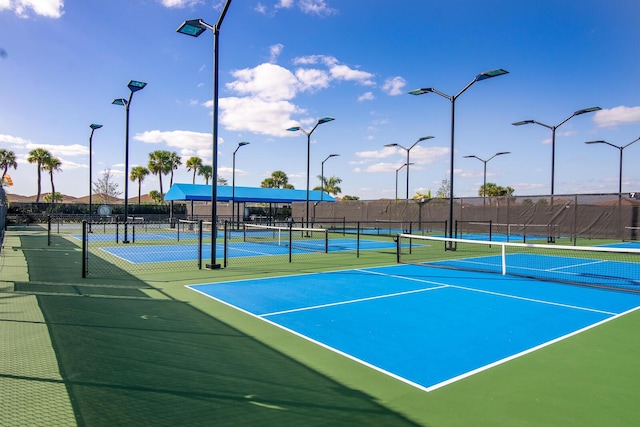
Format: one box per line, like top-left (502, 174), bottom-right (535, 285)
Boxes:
top-left (436, 178), bottom-right (451, 199)
top-left (167, 151), bottom-right (182, 189)
top-left (0, 149), bottom-right (18, 183)
top-left (261, 170), bottom-right (294, 189)
top-left (42, 156), bottom-right (62, 204)
top-left (413, 190), bottom-right (432, 201)
top-left (478, 182), bottom-right (514, 197)
top-left (93, 168), bottom-right (121, 204)
top-left (342, 195), bottom-right (359, 200)
top-left (27, 148), bottom-right (52, 203)
top-left (147, 150), bottom-right (172, 195)
top-left (130, 166), bottom-right (150, 204)
top-left (186, 156), bottom-right (203, 184)
top-left (149, 190), bottom-right (163, 205)
top-left (44, 192), bottom-right (63, 203)
top-left (198, 164), bottom-right (213, 184)
top-left (313, 175), bottom-right (342, 196)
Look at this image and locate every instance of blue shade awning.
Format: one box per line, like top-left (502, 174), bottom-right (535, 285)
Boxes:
top-left (164, 184), bottom-right (336, 203)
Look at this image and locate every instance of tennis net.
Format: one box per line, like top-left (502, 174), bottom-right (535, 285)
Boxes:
top-left (243, 223), bottom-right (328, 253)
top-left (397, 233), bottom-right (640, 292)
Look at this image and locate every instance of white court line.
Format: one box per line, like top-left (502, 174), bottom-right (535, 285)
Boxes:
top-left (424, 305), bottom-right (640, 392)
top-left (546, 259), bottom-right (608, 271)
top-left (261, 285), bottom-right (448, 317)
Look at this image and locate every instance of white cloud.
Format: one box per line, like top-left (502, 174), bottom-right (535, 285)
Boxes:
top-left (295, 68), bottom-right (330, 91)
top-left (277, 0), bottom-right (294, 9)
top-left (0, 0), bottom-right (64, 18)
top-left (226, 63), bottom-right (299, 101)
top-left (358, 92), bottom-right (374, 102)
top-left (594, 106), bottom-right (640, 128)
top-left (269, 43), bottom-right (284, 63)
top-left (219, 96), bottom-right (303, 136)
top-left (0, 134), bottom-right (30, 146)
top-left (382, 76), bottom-right (406, 96)
top-left (24, 143), bottom-right (88, 157)
top-left (293, 55), bottom-right (338, 67)
top-left (134, 130), bottom-right (213, 153)
top-left (354, 162), bottom-right (402, 173)
top-left (158, 0), bottom-right (203, 8)
top-left (298, 0), bottom-right (336, 16)
top-left (355, 146), bottom-right (399, 159)
top-left (329, 64), bottom-right (375, 85)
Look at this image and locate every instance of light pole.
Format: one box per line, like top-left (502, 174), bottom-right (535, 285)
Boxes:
top-left (320, 153), bottom-right (339, 201)
top-left (386, 136), bottom-right (434, 201)
top-left (177, 0), bottom-right (232, 269)
top-left (287, 117), bottom-right (335, 228)
top-left (395, 163), bottom-right (413, 201)
top-left (409, 68), bottom-right (509, 245)
top-left (513, 106), bottom-right (601, 199)
top-left (585, 137), bottom-right (640, 197)
top-left (88, 123), bottom-right (103, 232)
top-left (463, 151), bottom-right (511, 207)
top-left (112, 80), bottom-right (147, 244)
top-left (232, 141), bottom-right (249, 227)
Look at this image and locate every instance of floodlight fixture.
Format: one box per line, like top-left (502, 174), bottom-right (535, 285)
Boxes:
top-left (409, 68), bottom-right (508, 245)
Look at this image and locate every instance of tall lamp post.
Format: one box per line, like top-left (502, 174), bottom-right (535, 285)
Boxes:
top-left (320, 153), bottom-right (339, 201)
top-left (287, 117), bottom-right (335, 228)
top-left (512, 106), bottom-right (601, 199)
top-left (585, 137), bottom-right (640, 197)
top-left (112, 80), bottom-right (147, 244)
top-left (385, 136), bottom-right (434, 200)
top-left (177, 0), bottom-right (233, 269)
top-left (395, 163), bottom-right (413, 201)
top-left (88, 123), bottom-right (103, 232)
top-left (232, 142), bottom-right (250, 226)
top-left (409, 68), bottom-right (509, 245)
top-left (463, 151), bottom-right (511, 207)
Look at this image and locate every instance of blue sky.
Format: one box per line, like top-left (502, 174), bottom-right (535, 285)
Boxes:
top-left (1, 0), bottom-right (640, 200)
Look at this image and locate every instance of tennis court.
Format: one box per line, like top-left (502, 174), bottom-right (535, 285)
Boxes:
top-left (99, 238), bottom-right (400, 263)
top-left (189, 263), bottom-right (640, 392)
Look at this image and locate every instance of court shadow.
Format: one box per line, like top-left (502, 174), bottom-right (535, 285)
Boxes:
top-left (37, 295), bottom-right (420, 426)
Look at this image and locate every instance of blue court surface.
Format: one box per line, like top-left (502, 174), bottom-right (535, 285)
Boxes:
top-left (99, 238), bottom-right (399, 263)
top-left (189, 264), bottom-right (640, 392)
top-left (426, 253), bottom-right (640, 290)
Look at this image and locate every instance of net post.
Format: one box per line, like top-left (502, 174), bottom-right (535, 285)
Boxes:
top-left (132, 223), bottom-right (136, 244)
top-left (115, 216), bottom-right (119, 243)
top-left (224, 220), bottom-right (229, 268)
top-left (288, 221), bottom-right (293, 263)
top-left (177, 219), bottom-right (181, 242)
top-left (396, 233), bottom-right (401, 263)
top-left (47, 215), bottom-right (51, 246)
top-left (197, 220), bottom-right (203, 269)
top-left (82, 220), bottom-right (87, 278)
top-left (324, 228), bottom-right (328, 253)
top-left (357, 221), bottom-right (360, 258)
top-left (501, 243), bottom-right (506, 275)
top-left (243, 223), bottom-right (247, 242)
top-left (489, 220), bottom-right (493, 241)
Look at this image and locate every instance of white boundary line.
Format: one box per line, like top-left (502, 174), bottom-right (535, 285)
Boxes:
top-left (186, 265), bottom-right (637, 393)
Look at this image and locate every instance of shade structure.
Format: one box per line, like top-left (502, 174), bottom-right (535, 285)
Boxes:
top-left (165, 183), bottom-right (336, 204)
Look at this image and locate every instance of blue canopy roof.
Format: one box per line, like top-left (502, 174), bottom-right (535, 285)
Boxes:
top-left (164, 183), bottom-right (336, 203)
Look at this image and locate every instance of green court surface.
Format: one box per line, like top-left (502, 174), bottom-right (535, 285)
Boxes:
top-left (2, 225), bottom-right (640, 426)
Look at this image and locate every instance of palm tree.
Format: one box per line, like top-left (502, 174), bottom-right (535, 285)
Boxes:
top-left (27, 148), bottom-right (52, 203)
top-left (168, 151), bottom-right (182, 189)
top-left (261, 170), bottom-right (294, 189)
top-left (147, 150), bottom-right (172, 195)
top-left (186, 156), bottom-right (203, 184)
top-left (130, 166), bottom-right (150, 204)
top-left (0, 149), bottom-right (18, 183)
top-left (198, 164), bottom-right (213, 184)
top-left (314, 175), bottom-right (342, 196)
top-left (42, 156), bottom-right (62, 204)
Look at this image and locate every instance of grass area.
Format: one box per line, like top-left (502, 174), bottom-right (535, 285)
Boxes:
top-left (4, 224), bottom-right (640, 426)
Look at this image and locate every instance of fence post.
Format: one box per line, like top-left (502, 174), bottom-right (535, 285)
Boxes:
top-left (82, 220), bottom-right (87, 278)
top-left (198, 220), bottom-right (203, 270)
